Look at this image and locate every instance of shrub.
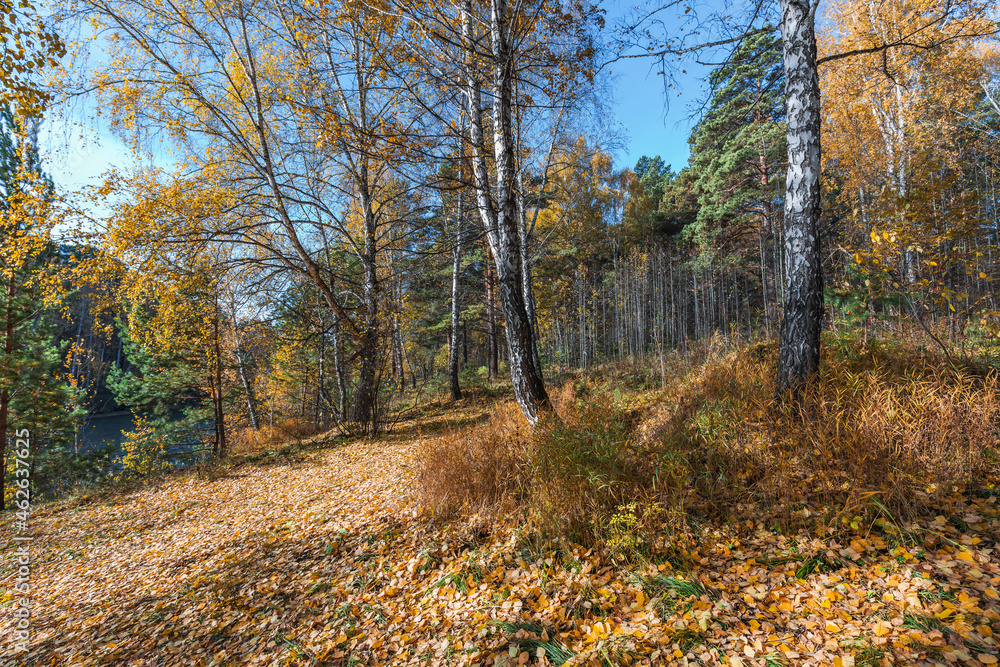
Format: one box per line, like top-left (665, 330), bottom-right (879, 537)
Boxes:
top-left (419, 334), bottom-right (1000, 547)
top-left (4, 441), bottom-right (118, 506)
top-left (32, 442), bottom-right (118, 499)
top-left (117, 416), bottom-right (173, 479)
top-left (417, 401), bottom-right (531, 520)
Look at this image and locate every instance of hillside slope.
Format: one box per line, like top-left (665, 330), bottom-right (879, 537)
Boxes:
top-left (3, 403), bottom-right (1000, 667)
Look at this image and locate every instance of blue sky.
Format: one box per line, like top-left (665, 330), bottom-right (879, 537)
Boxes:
top-left (38, 3), bottom-right (715, 197)
top-left (41, 64), bottom-right (707, 196)
top-left (609, 55), bottom-right (706, 174)
top-left (40, 114), bottom-right (133, 195)
top-left (605, 0), bottom-right (746, 175)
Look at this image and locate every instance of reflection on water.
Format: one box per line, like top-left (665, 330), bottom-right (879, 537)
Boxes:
top-left (75, 412), bottom-right (210, 466)
top-left (76, 413), bottom-right (136, 453)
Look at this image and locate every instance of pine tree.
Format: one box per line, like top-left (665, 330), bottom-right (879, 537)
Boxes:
top-left (627, 156), bottom-right (674, 237)
top-left (0, 106), bottom-right (84, 510)
top-left (688, 30), bottom-right (786, 324)
top-left (689, 30), bottom-right (785, 243)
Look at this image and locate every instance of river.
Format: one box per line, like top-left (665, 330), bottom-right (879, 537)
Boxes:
top-left (75, 411), bottom-right (210, 466)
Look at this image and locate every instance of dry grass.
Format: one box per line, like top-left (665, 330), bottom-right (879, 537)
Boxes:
top-left (418, 380), bottom-right (666, 544)
top-left (419, 334), bottom-right (1000, 547)
top-left (527, 382), bottom-right (657, 542)
top-left (651, 336), bottom-right (1000, 526)
top-left (417, 401), bottom-right (532, 521)
top-left (227, 419), bottom-right (322, 456)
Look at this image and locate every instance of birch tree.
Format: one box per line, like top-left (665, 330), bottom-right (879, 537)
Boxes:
top-left (0, 0), bottom-right (64, 113)
top-left (461, 0), bottom-right (552, 422)
top-left (774, 0), bottom-right (824, 392)
top-left (389, 0), bottom-right (599, 423)
top-left (619, 0), bottom-right (997, 395)
top-left (72, 0), bottom-right (427, 433)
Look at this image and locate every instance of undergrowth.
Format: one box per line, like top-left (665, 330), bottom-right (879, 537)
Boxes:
top-left (419, 334), bottom-right (1000, 548)
top-left (228, 419), bottom-right (322, 456)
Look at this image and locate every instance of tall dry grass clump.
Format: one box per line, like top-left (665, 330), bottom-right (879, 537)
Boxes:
top-left (228, 419), bottom-right (322, 456)
top-left (418, 383), bottom-right (657, 543)
top-left (527, 383), bottom-right (657, 542)
top-left (419, 335), bottom-right (1000, 546)
top-left (417, 402), bottom-right (533, 519)
top-left (645, 337), bottom-right (1000, 525)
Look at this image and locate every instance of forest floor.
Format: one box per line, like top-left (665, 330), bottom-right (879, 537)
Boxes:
top-left (2, 391), bottom-right (1000, 667)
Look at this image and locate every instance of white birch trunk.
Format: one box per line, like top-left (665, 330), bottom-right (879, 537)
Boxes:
top-left (776, 0), bottom-right (825, 393)
top-left (462, 0), bottom-right (550, 424)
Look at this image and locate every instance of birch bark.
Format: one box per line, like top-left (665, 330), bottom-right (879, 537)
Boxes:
top-left (462, 0), bottom-right (551, 424)
top-left (776, 0), bottom-right (825, 394)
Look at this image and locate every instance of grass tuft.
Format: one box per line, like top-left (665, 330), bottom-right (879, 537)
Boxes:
top-left (418, 334), bottom-right (1000, 547)
top-left (491, 621), bottom-right (575, 665)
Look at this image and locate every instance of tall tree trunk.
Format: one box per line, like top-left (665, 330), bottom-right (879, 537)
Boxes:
top-left (317, 317), bottom-right (331, 424)
top-left (212, 303), bottom-right (227, 456)
top-left (759, 146), bottom-right (778, 331)
top-left (693, 265), bottom-right (701, 340)
top-left (519, 227), bottom-right (543, 377)
top-left (462, 320), bottom-right (468, 368)
top-left (350, 201), bottom-right (381, 433)
top-left (390, 316), bottom-right (401, 390)
top-left (462, 0), bottom-right (550, 423)
top-left (776, 0), bottom-right (825, 395)
top-left (449, 195), bottom-right (464, 401)
top-left (486, 260), bottom-right (498, 380)
top-left (759, 228), bottom-right (771, 334)
top-left (236, 341), bottom-right (259, 430)
top-left (332, 318), bottom-right (347, 422)
top-left (393, 315), bottom-right (405, 396)
top-left (69, 297), bottom-right (85, 382)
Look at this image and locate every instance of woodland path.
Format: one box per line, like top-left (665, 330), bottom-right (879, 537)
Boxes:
top-left (3, 406), bottom-right (1000, 666)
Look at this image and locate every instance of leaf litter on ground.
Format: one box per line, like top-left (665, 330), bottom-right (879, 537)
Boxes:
top-left (2, 405), bottom-right (999, 667)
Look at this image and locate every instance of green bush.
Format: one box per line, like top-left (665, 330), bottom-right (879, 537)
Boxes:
top-left (528, 388), bottom-right (657, 544)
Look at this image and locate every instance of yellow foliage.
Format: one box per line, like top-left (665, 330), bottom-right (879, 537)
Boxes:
top-left (117, 416), bottom-right (171, 479)
top-left (820, 0), bottom-right (999, 314)
top-left (0, 0), bottom-right (64, 113)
